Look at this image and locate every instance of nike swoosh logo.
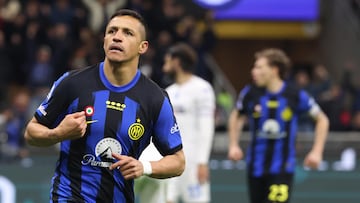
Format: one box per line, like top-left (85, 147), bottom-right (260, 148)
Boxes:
top-left (86, 120), bottom-right (98, 124)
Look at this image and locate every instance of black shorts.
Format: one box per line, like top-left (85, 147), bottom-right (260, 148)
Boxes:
top-left (247, 173), bottom-right (294, 203)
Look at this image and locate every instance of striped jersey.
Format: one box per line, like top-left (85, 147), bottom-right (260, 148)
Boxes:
top-left (236, 83), bottom-right (320, 177)
top-left (35, 62), bottom-right (182, 203)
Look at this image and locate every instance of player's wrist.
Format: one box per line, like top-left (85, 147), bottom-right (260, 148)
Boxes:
top-left (140, 160), bottom-right (152, 176)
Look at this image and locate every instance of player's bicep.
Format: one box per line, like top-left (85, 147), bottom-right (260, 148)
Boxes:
top-left (152, 97), bottom-right (182, 156)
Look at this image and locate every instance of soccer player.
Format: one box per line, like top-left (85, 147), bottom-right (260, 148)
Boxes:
top-left (163, 43), bottom-right (216, 203)
top-left (227, 48), bottom-right (329, 203)
top-left (24, 9), bottom-right (185, 203)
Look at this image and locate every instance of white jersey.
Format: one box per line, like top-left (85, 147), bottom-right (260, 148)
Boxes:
top-left (166, 76), bottom-right (215, 165)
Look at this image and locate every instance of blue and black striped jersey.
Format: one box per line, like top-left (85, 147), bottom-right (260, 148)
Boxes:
top-left (35, 62), bottom-right (183, 203)
top-left (236, 83), bottom-right (320, 177)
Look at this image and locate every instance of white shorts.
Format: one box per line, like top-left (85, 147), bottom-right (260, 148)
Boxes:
top-left (166, 163), bottom-right (210, 203)
top-left (135, 176), bottom-right (167, 203)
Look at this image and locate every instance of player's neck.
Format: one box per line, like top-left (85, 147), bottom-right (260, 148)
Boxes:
top-left (103, 59), bottom-right (138, 86)
top-left (175, 71), bottom-right (192, 85)
top-left (266, 78), bottom-right (284, 93)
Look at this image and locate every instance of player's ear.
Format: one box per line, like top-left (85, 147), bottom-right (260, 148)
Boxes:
top-left (139, 41), bottom-right (148, 54)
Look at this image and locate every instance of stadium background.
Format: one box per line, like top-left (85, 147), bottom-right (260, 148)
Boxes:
top-left (1, 0), bottom-right (360, 202)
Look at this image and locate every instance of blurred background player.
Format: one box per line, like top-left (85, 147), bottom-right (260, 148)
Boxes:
top-left (227, 48), bottom-right (329, 203)
top-left (162, 43), bottom-right (215, 203)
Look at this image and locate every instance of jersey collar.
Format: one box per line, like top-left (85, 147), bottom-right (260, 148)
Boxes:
top-left (99, 62), bottom-right (141, 92)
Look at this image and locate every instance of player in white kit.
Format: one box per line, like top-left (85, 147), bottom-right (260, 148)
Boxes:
top-left (163, 43), bottom-right (215, 203)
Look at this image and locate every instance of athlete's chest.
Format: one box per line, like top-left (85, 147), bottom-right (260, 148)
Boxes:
top-left (72, 90), bottom-right (151, 141)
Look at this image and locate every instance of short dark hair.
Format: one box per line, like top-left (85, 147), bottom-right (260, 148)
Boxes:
top-left (255, 48), bottom-right (291, 79)
top-left (109, 9), bottom-right (148, 39)
top-left (167, 43), bottom-right (198, 73)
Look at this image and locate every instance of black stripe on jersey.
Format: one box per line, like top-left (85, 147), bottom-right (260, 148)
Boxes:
top-left (263, 97), bottom-right (276, 175)
top-left (281, 120), bottom-right (291, 173)
top-left (68, 94), bottom-right (95, 202)
top-left (96, 92), bottom-right (120, 203)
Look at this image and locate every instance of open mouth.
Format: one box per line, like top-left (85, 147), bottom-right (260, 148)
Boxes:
top-left (109, 45), bottom-right (124, 52)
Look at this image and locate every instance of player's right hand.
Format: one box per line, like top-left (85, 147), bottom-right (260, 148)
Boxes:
top-left (228, 144), bottom-right (243, 161)
top-left (55, 111), bottom-right (87, 140)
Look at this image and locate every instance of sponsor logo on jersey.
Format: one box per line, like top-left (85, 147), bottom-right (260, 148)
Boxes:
top-left (171, 123), bottom-right (180, 134)
top-left (81, 137), bottom-right (122, 167)
top-left (128, 118), bottom-right (145, 140)
top-left (258, 119), bottom-right (286, 139)
top-left (106, 100), bottom-right (126, 111)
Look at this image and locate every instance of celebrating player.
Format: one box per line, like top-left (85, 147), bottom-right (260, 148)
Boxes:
top-left (24, 9), bottom-right (185, 203)
top-left (228, 48), bottom-right (329, 203)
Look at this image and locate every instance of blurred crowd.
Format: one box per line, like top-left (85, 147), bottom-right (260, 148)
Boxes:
top-left (0, 0), bottom-right (216, 162)
top-left (292, 62), bottom-right (360, 132)
top-left (1, 0), bottom-right (360, 163)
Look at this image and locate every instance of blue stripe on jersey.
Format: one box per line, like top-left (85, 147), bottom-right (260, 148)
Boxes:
top-left (50, 98), bottom-right (79, 201)
top-left (252, 96), bottom-right (269, 176)
top-left (81, 90), bottom-right (110, 200)
top-left (252, 138), bottom-right (266, 177)
top-left (99, 62), bottom-right (141, 93)
top-left (270, 139), bottom-right (284, 174)
top-left (153, 97), bottom-right (182, 155)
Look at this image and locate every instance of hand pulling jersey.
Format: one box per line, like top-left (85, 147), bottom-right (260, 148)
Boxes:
top-left (235, 83), bottom-right (320, 177)
top-left (35, 62), bottom-right (182, 203)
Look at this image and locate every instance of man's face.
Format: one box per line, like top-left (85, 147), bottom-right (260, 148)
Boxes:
top-left (251, 57), bottom-right (276, 87)
top-left (103, 16), bottom-right (148, 63)
top-left (162, 53), bottom-right (179, 75)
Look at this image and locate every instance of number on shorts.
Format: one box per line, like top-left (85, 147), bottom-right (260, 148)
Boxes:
top-left (268, 184), bottom-right (289, 202)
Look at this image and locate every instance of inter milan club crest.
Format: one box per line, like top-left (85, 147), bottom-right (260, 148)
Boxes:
top-left (84, 106), bottom-right (94, 117)
top-left (128, 118), bottom-right (145, 140)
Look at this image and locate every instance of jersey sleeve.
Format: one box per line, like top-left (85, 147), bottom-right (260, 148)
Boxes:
top-left (297, 90), bottom-right (321, 118)
top-left (152, 97), bottom-right (183, 156)
top-left (235, 85), bottom-right (251, 114)
top-left (195, 83), bottom-right (215, 164)
top-left (34, 72), bottom-right (71, 128)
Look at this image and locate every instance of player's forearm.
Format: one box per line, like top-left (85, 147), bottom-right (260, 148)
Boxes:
top-left (24, 118), bottom-right (61, 147)
top-left (312, 112), bottom-right (329, 154)
top-left (197, 117), bottom-right (215, 164)
top-left (149, 150), bottom-right (185, 179)
top-left (228, 110), bottom-right (244, 146)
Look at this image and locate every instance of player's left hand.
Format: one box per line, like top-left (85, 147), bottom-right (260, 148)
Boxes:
top-left (197, 164), bottom-right (209, 184)
top-left (110, 153), bottom-right (143, 180)
top-left (303, 150), bottom-right (322, 169)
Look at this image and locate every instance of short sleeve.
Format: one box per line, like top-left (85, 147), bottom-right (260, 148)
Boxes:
top-left (152, 97), bottom-right (182, 156)
top-left (297, 90), bottom-right (321, 117)
top-left (34, 72), bottom-right (70, 128)
top-left (235, 85), bottom-right (251, 114)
